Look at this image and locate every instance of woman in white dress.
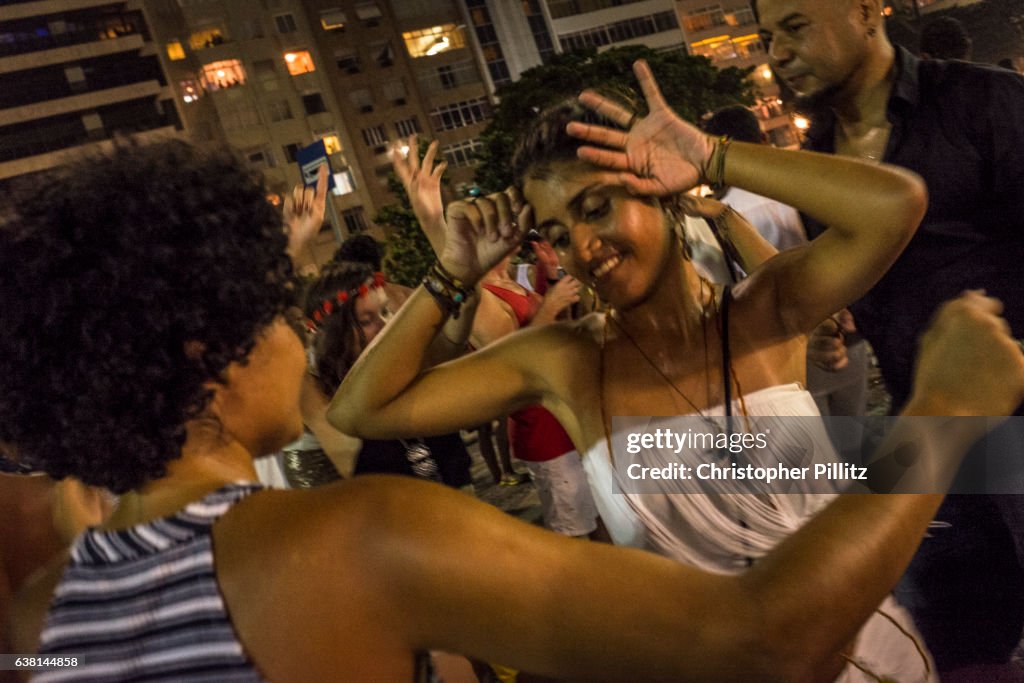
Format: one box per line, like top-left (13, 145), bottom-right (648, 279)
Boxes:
top-left (334, 61), bottom-right (936, 681)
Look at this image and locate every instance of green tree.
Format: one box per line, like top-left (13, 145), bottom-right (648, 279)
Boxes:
top-left (375, 142), bottom-right (443, 287)
top-left (474, 46), bottom-right (754, 193)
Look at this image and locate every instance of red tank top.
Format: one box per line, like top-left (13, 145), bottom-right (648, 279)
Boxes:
top-left (481, 284), bottom-right (574, 462)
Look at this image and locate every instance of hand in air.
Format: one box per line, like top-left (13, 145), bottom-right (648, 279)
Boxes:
top-left (568, 59), bottom-right (715, 197)
top-left (532, 239), bottom-right (560, 280)
top-left (284, 163), bottom-right (328, 260)
top-left (391, 135), bottom-right (447, 252)
top-left (913, 291), bottom-right (1024, 417)
top-left (441, 188), bottom-right (529, 285)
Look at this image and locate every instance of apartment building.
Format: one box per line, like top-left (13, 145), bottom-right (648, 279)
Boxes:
top-left (0, 0), bottom-right (183, 184)
top-left (675, 0), bottom-right (798, 147)
top-left (542, 0), bottom-right (684, 53)
top-left (147, 0), bottom-right (386, 256)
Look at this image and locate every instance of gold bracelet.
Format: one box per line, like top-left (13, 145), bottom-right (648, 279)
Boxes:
top-left (704, 136), bottom-right (731, 190)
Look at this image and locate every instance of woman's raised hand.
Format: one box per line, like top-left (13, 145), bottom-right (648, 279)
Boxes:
top-left (440, 188), bottom-right (528, 285)
top-left (283, 163), bottom-right (329, 262)
top-left (568, 59), bottom-right (715, 197)
top-left (391, 135), bottom-right (448, 252)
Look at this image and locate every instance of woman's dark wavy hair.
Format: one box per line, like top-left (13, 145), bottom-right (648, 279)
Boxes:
top-left (0, 139), bottom-right (292, 493)
top-left (511, 94), bottom-right (635, 189)
top-left (304, 261), bottom-right (376, 397)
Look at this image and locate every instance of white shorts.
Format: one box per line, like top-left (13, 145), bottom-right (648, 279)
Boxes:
top-left (524, 451), bottom-right (598, 537)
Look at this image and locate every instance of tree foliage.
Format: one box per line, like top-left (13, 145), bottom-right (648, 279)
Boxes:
top-left (473, 46), bottom-right (754, 193)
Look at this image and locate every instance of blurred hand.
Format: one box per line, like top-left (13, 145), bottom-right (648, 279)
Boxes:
top-left (284, 163), bottom-right (328, 261)
top-left (538, 276), bottom-right (581, 319)
top-left (808, 316), bottom-right (849, 372)
top-left (441, 188), bottom-right (528, 285)
top-left (391, 135), bottom-right (447, 252)
top-left (568, 60), bottom-right (715, 197)
top-left (532, 239), bottom-right (560, 280)
top-left (912, 291), bottom-right (1024, 416)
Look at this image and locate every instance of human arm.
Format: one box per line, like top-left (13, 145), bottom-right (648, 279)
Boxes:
top-left (679, 195), bottom-right (778, 274)
top-left (529, 276), bottom-right (581, 326)
top-left (329, 190), bottom-right (538, 439)
top-left (569, 60), bottom-right (926, 336)
top-left (228, 292), bottom-right (1024, 682)
top-left (299, 373), bottom-right (361, 478)
top-left (389, 137), bottom-right (479, 364)
top-left (284, 164), bottom-right (329, 274)
top-left (391, 135), bottom-right (447, 254)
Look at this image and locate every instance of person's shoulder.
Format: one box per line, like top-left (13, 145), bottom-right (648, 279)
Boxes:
top-left (919, 57), bottom-right (1024, 97)
top-left (212, 480), bottom-right (473, 679)
top-left (10, 551), bottom-right (69, 655)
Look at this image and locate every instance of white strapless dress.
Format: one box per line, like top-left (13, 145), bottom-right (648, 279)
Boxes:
top-left (583, 383), bottom-right (935, 683)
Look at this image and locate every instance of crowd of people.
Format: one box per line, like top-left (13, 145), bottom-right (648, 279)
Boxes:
top-left (2, 1), bottom-right (1024, 681)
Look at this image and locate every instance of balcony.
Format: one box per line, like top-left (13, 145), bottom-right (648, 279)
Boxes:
top-left (0, 79), bottom-right (162, 127)
top-left (0, 118), bottom-right (177, 178)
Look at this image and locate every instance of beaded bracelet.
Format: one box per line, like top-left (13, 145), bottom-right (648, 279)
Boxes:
top-left (704, 135), bottom-right (732, 191)
top-left (423, 261), bottom-right (471, 319)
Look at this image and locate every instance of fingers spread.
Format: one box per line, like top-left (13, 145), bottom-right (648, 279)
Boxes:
top-left (567, 122), bottom-right (629, 150)
top-left (422, 139), bottom-right (438, 174)
top-left (633, 59), bottom-right (668, 110)
top-left (577, 90), bottom-right (633, 129)
top-left (576, 145), bottom-right (631, 171)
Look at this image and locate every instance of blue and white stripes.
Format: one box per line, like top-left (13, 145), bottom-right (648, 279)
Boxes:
top-left (36, 483), bottom-right (264, 682)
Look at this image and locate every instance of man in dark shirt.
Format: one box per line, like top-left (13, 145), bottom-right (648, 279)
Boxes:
top-left (756, 0), bottom-right (1024, 675)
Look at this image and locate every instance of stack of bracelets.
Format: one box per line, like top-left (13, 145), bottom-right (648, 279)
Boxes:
top-left (423, 261), bottom-right (471, 319)
top-left (704, 135), bottom-right (732, 191)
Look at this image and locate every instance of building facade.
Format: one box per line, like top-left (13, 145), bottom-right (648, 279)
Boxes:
top-left (0, 0), bottom-right (182, 184)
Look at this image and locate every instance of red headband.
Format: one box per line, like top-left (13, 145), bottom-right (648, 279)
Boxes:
top-left (305, 272), bottom-right (387, 332)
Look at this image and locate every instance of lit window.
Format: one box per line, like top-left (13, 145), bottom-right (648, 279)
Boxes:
top-left (284, 50), bottom-right (316, 75)
top-left (320, 8), bottom-right (347, 31)
top-left (403, 24), bottom-right (466, 58)
top-left (320, 133), bottom-right (342, 155)
top-left (189, 27), bottom-right (226, 50)
top-left (200, 59), bottom-right (246, 91)
top-left (180, 79), bottom-right (200, 103)
top-left (167, 41), bottom-right (186, 61)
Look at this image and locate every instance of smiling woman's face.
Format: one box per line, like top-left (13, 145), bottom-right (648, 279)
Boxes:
top-left (524, 160), bottom-right (674, 311)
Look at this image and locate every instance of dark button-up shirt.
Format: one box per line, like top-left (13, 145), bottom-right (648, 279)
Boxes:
top-left (803, 47), bottom-right (1024, 410)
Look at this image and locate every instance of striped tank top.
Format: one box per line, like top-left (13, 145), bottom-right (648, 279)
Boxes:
top-left (36, 482), bottom-right (265, 682)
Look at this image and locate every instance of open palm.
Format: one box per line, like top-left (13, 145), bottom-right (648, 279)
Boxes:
top-left (568, 60), bottom-right (714, 197)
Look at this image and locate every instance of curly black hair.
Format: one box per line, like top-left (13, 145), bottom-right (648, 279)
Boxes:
top-left (0, 139), bottom-right (292, 493)
top-left (304, 261), bottom-right (376, 397)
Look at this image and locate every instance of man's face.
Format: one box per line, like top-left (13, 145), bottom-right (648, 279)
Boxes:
top-left (757, 0), bottom-right (874, 110)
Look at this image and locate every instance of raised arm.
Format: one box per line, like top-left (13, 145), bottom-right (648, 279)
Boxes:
top-left (569, 59), bottom-right (926, 335)
top-left (329, 190), bottom-right (542, 440)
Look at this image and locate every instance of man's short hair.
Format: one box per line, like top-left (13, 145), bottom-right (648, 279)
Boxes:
top-left (702, 106), bottom-right (763, 144)
top-left (920, 17), bottom-right (972, 60)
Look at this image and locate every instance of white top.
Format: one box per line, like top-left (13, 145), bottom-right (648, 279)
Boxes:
top-left (722, 187), bottom-right (808, 252)
top-left (582, 383), bottom-right (935, 682)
